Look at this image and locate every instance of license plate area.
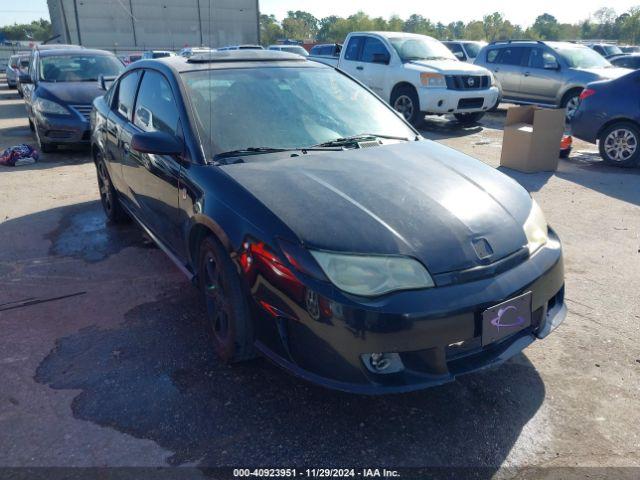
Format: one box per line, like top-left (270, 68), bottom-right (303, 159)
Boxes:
top-left (482, 291), bottom-right (532, 346)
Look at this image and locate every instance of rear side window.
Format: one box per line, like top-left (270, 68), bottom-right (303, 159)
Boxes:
top-left (447, 43), bottom-right (466, 60)
top-left (116, 70), bottom-right (141, 120)
top-left (498, 47), bottom-right (527, 66)
top-left (133, 70), bottom-right (179, 136)
top-left (361, 37), bottom-right (390, 63)
top-left (10, 56), bottom-right (18, 68)
top-left (344, 36), bottom-right (365, 61)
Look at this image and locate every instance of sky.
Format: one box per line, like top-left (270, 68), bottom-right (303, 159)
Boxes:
top-left (1, 0), bottom-right (638, 28)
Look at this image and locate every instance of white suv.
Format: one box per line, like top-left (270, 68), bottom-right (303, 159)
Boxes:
top-left (310, 32), bottom-right (499, 126)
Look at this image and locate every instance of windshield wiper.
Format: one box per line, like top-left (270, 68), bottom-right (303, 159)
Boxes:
top-left (310, 133), bottom-right (412, 148)
top-left (213, 146), bottom-right (341, 162)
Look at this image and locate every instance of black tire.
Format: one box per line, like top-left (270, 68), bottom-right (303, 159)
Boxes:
top-left (454, 111), bottom-right (486, 125)
top-left (562, 89), bottom-right (582, 121)
top-left (391, 85), bottom-right (423, 127)
top-left (96, 155), bottom-right (129, 223)
top-left (559, 148), bottom-right (571, 159)
top-left (598, 122), bottom-right (640, 168)
top-left (198, 236), bottom-right (255, 363)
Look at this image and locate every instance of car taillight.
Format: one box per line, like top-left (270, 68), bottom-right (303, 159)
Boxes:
top-left (579, 88), bottom-right (596, 101)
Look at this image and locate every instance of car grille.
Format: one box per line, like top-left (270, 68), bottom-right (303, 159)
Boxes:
top-left (446, 75), bottom-right (490, 90)
top-left (71, 104), bottom-right (92, 121)
top-left (45, 130), bottom-right (74, 140)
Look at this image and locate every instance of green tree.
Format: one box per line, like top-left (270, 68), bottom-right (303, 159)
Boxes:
top-left (465, 21), bottom-right (485, 40)
top-left (260, 14), bottom-right (283, 46)
top-left (0, 19), bottom-right (52, 41)
top-left (531, 13), bottom-right (560, 40)
top-left (482, 12), bottom-right (506, 41)
top-left (281, 10), bottom-right (319, 41)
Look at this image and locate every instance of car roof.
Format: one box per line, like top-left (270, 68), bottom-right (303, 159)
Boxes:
top-left (38, 48), bottom-right (117, 57)
top-left (36, 43), bottom-right (83, 50)
top-left (128, 49), bottom-right (321, 74)
top-left (352, 31), bottom-right (437, 41)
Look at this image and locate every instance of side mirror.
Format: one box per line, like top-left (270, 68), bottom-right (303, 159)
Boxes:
top-left (372, 53), bottom-right (390, 64)
top-left (544, 61), bottom-right (560, 70)
top-left (19, 73), bottom-right (32, 84)
top-left (131, 130), bottom-right (184, 156)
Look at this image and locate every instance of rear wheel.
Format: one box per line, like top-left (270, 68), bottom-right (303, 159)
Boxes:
top-left (391, 85), bottom-right (423, 127)
top-left (454, 111), bottom-right (485, 125)
top-left (96, 155), bottom-right (128, 223)
top-left (198, 236), bottom-right (255, 363)
top-left (598, 122), bottom-right (640, 168)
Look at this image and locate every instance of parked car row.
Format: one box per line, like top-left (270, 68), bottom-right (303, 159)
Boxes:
top-left (88, 49), bottom-right (567, 393)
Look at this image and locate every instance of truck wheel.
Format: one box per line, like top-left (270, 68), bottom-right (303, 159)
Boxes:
top-left (598, 122), bottom-right (640, 168)
top-left (391, 86), bottom-right (423, 127)
top-left (454, 112), bottom-right (485, 125)
top-left (198, 236), bottom-right (255, 363)
top-left (96, 156), bottom-right (129, 223)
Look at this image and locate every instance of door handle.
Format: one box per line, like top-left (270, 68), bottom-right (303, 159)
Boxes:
top-left (493, 68), bottom-right (499, 73)
top-left (524, 71), bottom-right (531, 77)
top-left (356, 66), bottom-right (364, 70)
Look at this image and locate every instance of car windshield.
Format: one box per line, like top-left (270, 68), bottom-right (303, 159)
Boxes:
top-left (182, 67), bottom-right (415, 157)
top-left (464, 42), bottom-right (485, 58)
top-left (389, 36), bottom-right (456, 62)
top-left (551, 45), bottom-right (612, 69)
top-left (39, 54), bottom-right (124, 82)
top-left (602, 45), bottom-right (623, 56)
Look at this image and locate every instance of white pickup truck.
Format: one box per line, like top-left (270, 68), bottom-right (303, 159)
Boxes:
top-left (309, 31), bottom-right (500, 126)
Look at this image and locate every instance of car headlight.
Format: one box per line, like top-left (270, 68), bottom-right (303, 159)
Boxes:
top-left (489, 72), bottom-right (497, 87)
top-left (310, 251), bottom-right (435, 296)
top-left (420, 72), bottom-right (447, 88)
top-left (523, 199), bottom-right (548, 254)
top-left (34, 98), bottom-right (69, 115)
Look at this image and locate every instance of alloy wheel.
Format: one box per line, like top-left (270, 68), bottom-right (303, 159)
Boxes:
top-left (97, 161), bottom-right (113, 215)
top-left (394, 95), bottom-right (414, 121)
top-left (203, 252), bottom-right (232, 346)
top-left (565, 95), bottom-right (580, 120)
top-left (603, 128), bottom-right (638, 162)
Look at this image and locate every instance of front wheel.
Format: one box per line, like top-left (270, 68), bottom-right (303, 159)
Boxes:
top-left (598, 122), bottom-right (640, 168)
top-left (562, 91), bottom-right (581, 121)
top-left (198, 236), bottom-right (255, 363)
top-left (454, 111), bottom-right (485, 126)
top-left (391, 86), bottom-right (423, 127)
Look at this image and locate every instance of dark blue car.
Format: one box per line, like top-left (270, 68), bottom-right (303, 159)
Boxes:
top-left (91, 50), bottom-right (566, 394)
top-left (571, 70), bottom-right (640, 167)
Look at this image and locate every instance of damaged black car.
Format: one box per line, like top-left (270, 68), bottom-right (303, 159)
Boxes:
top-left (91, 50), bottom-right (566, 394)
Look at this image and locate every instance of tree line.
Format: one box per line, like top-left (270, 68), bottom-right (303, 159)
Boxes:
top-left (261, 7), bottom-right (640, 45)
top-left (0, 19), bottom-right (52, 43)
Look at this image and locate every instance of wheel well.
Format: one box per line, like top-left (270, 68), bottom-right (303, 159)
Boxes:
top-left (561, 87), bottom-right (583, 106)
top-left (596, 118), bottom-right (639, 141)
top-left (188, 224), bottom-right (218, 271)
top-left (390, 82), bottom-right (417, 101)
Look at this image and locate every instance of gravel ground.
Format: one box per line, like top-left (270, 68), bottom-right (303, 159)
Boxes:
top-left (0, 75), bottom-right (638, 478)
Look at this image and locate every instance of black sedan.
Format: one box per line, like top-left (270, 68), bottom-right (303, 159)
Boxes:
top-left (22, 48), bottom-right (124, 152)
top-left (91, 50), bottom-right (566, 394)
top-left (571, 70), bottom-right (640, 167)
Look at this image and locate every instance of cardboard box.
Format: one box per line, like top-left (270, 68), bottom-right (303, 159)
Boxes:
top-left (500, 106), bottom-right (565, 173)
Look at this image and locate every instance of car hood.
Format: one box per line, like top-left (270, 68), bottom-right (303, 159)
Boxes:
top-left (574, 66), bottom-right (631, 80)
top-left (407, 59), bottom-right (491, 75)
top-left (221, 141), bottom-right (533, 275)
top-left (37, 81), bottom-right (104, 105)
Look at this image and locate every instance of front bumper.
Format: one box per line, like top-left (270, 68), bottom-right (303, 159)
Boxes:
top-left (250, 229), bottom-right (566, 394)
top-left (34, 109), bottom-right (91, 145)
top-left (418, 86), bottom-right (500, 114)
